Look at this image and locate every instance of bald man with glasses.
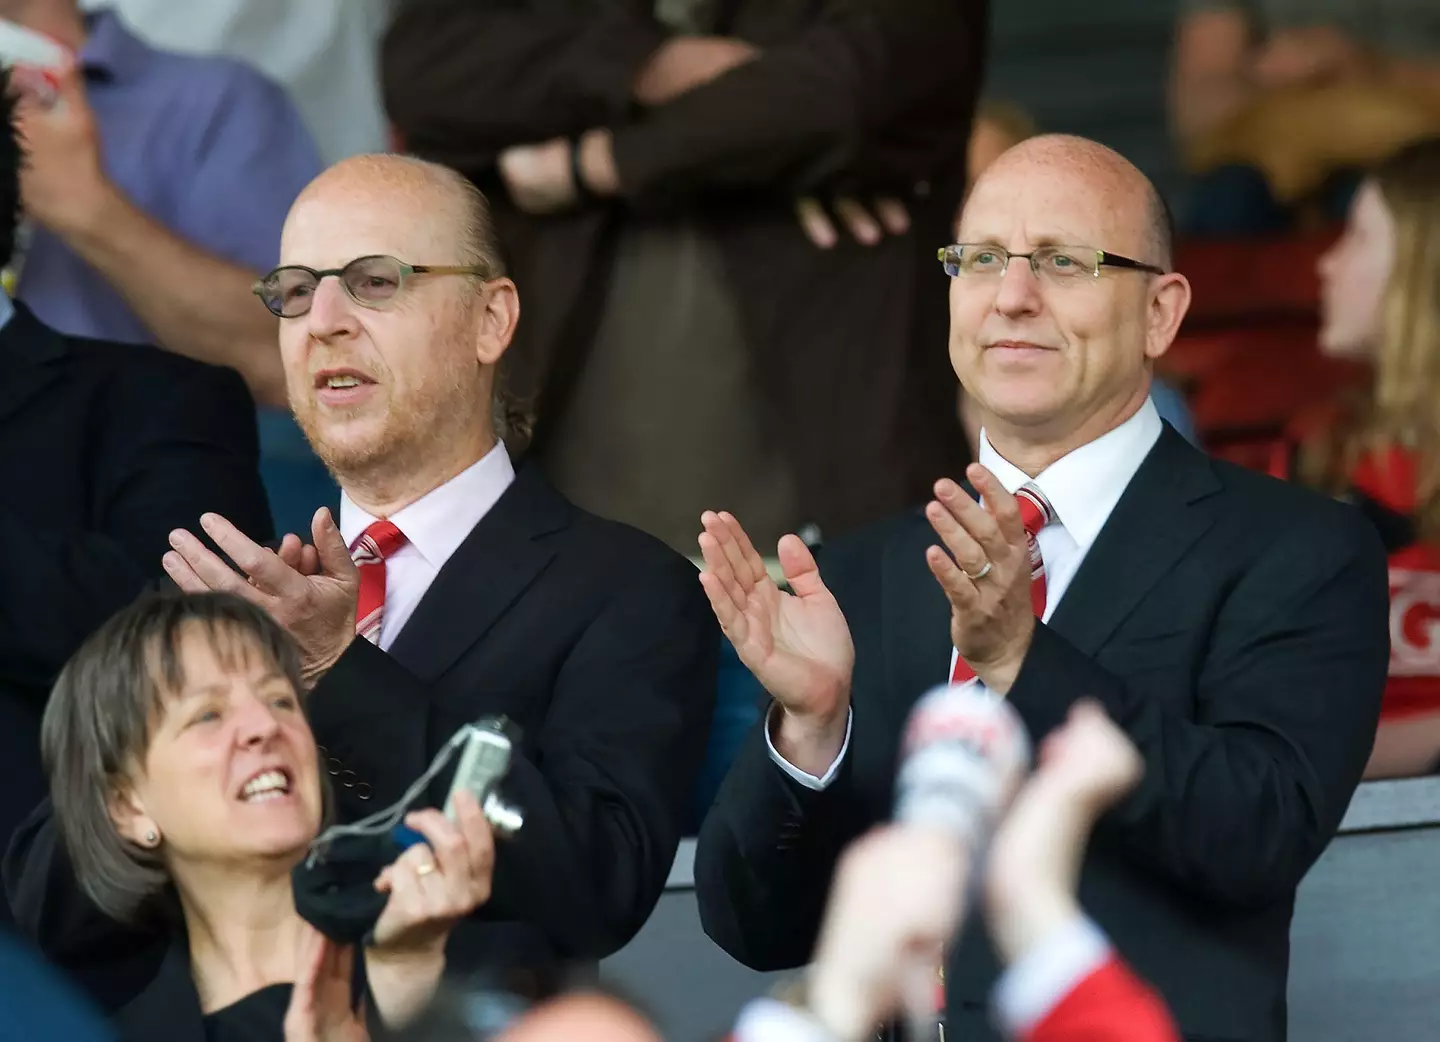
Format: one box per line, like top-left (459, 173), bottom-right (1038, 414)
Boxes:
top-left (7, 154), bottom-right (719, 1003)
top-left (692, 134), bottom-right (1388, 1042)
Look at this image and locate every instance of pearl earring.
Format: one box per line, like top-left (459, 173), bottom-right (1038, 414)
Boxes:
top-left (145, 830), bottom-right (158, 846)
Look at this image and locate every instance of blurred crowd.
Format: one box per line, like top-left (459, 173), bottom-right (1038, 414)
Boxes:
top-left (0, 0), bottom-right (1437, 1040)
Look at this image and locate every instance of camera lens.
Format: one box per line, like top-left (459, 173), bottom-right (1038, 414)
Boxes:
top-left (482, 793), bottom-right (525, 837)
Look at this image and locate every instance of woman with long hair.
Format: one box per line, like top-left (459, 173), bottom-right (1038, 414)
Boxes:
top-left (1308, 136), bottom-right (1440, 778)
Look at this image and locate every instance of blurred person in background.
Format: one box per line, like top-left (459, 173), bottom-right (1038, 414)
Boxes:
top-left (80, 0), bottom-right (395, 164)
top-left (1287, 137), bottom-right (1440, 779)
top-left (731, 701), bottom-right (1179, 1042)
top-left (1171, 0), bottom-right (1440, 234)
top-left (6, 0), bottom-right (335, 534)
top-left (382, 0), bottom-right (988, 555)
top-left (0, 69), bottom-right (272, 855)
top-left (9, 591), bottom-right (495, 1041)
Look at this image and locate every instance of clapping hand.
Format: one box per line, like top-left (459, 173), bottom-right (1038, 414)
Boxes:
top-left (697, 512), bottom-right (854, 776)
top-left (284, 928), bottom-right (368, 1042)
top-left (163, 507), bottom-right (359, 684)
top-left (924, 466), bottom-right (1038, 695)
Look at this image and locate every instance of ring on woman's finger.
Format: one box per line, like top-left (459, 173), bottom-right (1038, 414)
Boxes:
top-left (414, 859), bottom-right (437, 877)
top-left (964, 560), bottom-right (993, 581)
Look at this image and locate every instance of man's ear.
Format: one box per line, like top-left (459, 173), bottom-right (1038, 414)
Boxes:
top-left (1144, 272), bottom-right (1192, 362)
top-left (475, 277), bottom-right (520, 367)
top-left (108, 782), bottom-right (158, 849)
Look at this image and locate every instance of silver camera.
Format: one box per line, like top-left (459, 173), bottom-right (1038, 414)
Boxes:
top-left (443, 716), bottom-right (525, 838)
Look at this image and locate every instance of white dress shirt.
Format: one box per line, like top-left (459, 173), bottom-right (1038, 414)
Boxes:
top-left (770, 399), bottom-right (1164, 790)
top-left (339, 442), bottom-right (515, 651)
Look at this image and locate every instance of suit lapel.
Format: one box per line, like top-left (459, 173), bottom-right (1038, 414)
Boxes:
top-left (882, 511), bottom-right (954, 709)
top-left (386, 463), bottom-right (569, 683)
top-left (1048, 427), bottom-right (1222, 655)
top-left (0, 303), bottom-right (67, 425)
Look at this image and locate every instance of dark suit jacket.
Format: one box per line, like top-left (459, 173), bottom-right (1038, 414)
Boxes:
top-left (694, 426), bottom-right (1390, 1042)
top-left (382, 0), bottom-right (985, 537)
top-left (0, 302), bottom-right (272, 847)
top-left (5, 463), bottom-right (718, 1008)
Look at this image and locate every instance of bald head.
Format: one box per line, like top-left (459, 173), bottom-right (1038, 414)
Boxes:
top-left (498, 993), bottom-right (662, 1042)
top-left (287, 153), bottom-right (505, 276)
top-left (967, 134), bottom-right (1172, 270)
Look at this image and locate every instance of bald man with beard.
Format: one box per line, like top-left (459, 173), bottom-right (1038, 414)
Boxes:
top-left (6, 154), bottom-right (718, 1004)
top-left (692, 135), bottom-right (1389, 1042)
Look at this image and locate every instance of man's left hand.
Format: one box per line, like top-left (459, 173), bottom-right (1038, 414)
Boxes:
top-left (163, 507), bottom-right (360, 684)
top-left (924, 464), bottom-right (1035, 694)
top-left (13, 57), bottom-right (114, 239)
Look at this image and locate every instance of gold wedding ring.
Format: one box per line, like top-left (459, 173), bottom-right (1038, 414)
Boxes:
top-left (414, 860), bottom-right (436, 877)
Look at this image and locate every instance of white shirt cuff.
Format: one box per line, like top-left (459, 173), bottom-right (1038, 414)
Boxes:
top-left (732, 997), bottom-right (836, 1042)
top-left (764, 704), bottom-right (853, 790)
top-left (991, 915), bottom-right (1111, 1038)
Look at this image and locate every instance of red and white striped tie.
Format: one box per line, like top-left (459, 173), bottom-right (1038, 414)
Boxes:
top-left (950, 482), bottom-right (1056, 684)
top-left (351, 520), bottom-right (407, 645)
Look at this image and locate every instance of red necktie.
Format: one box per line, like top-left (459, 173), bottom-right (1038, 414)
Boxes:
top-left (351, 520), bottom-right (407, 645)
top-left (949, 482), bottom-right (1056, 684)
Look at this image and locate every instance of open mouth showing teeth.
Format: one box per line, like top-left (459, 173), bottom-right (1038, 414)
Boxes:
top-left (240, 769), bottom-right (292, 802)
top-left (313, 370), bottom-right (374, 390)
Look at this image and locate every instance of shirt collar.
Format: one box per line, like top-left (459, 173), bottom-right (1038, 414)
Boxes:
top-left (339, 441), bottom-right (516, 569)
top-left (79, 10), bottom-right (148, 83)
top-left (978, 397), bottom-right (1163, 549)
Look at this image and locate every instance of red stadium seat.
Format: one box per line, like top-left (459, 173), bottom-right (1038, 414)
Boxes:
top-left (1164, 230), bottom-right (1370, 467)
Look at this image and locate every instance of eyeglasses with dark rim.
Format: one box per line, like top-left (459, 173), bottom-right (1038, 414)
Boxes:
top-left (937, 244), bottom-right (1167, 281)
top-left (252, 254), bottom-right (492, 318)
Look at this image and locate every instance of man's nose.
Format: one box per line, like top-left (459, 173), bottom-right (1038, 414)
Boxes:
top-left (305, 275), bottom-right (360, 338)
top-left (993, 256), bottom-right (1043, 316)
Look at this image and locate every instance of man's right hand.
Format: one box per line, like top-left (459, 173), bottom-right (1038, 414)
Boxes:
top-left (698, 512), bottom-right (855, 776)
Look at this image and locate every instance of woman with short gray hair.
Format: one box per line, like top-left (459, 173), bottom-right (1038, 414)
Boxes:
top-left (31, 589), bottom-right (495, 1041)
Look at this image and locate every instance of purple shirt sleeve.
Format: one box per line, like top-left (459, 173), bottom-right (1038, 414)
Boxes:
top-left (173, 64), bottom-right (324, 274)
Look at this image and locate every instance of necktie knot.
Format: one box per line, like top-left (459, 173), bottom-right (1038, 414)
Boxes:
top-left (352, 519), bottom-right (407, 565)
top-left (1015, 482), bottom-right (1056, 538)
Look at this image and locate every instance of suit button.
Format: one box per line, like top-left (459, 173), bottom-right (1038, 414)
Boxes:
top-left (317, 746), bottom-right (328, 757)
top-left (339, 770), bottom-right (357, 788)
top-left (355, 783), bottom-right (372, 801)
top-left (327, 758), bottom-right (342, 776)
